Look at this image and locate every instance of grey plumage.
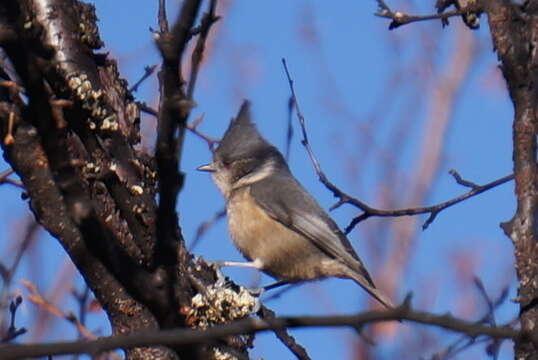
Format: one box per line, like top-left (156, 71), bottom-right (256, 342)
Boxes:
top-left (198, 101), bottom-right (394, 309)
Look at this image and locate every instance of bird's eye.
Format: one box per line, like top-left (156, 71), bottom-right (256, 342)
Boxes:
top-left (222, 160), bottom-right (231, 168)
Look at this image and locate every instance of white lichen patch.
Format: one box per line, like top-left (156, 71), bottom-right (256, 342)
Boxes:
top-left (130, 185), bottom-right (144, 195)
top-left (212, 347), bottom-right (239, 360)
top-left (67, 72), bottom-right (114, 132)
top-left (132, 204), bottom-right (143, 214)
top-left (84, 162), bottom-right (100, 173)
top-left (100, 115), bottom-right (119, 131)
top-left (188, 285), bottom-right (258, 329)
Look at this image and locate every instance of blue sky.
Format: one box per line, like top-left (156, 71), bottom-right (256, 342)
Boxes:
top-left (0, 1), bottom-right (517, 359)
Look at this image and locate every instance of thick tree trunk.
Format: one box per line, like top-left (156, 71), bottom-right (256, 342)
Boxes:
top-left (0, 0), bottom-right (249, 358)
top-left (486, 1), bottom-right (538, 359)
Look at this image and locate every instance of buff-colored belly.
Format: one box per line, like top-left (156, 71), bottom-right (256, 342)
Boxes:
top-left (226, 187), bottom-right (348, 281)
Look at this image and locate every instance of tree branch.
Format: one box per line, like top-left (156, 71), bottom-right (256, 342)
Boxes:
top-left (0, 299), bottom-right (524, 360)
top-left (281, 58), bottom-right (512, 233)
top-left (345, 171), bottom-right (513, 233)
top-left (374, 0), bottom-right (481, 30)
top-left (187, 0), bottom-right (219, 100)
top-left (258, 306), bottom-right (311, 360)
top-left (129, 65), bottom-right (157, 93)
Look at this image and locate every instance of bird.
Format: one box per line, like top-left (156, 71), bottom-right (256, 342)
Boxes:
top-left (197, 100), bottom-right (394, 309)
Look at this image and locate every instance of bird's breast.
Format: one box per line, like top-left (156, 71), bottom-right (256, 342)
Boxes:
top-left (227, 187), bottom-right (280, 261)
top-left (226, 187), bottom-right (333, 281)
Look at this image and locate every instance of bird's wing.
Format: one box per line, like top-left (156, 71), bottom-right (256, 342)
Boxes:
top-left (249, 173), bottom-right (376, 288)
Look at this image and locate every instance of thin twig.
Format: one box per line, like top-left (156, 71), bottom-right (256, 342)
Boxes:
top-left (6, 220), bottom-right (39, 282)
top-left (158, 0), bottom-right (169, 33)
top-left (374, 0), bottom-right (478, 30)
top-left (187, 0), bottom-right (220, 100)
top-left (129, 65), bottom-right (157, 93)
top-left (345, 173), bottom-right (514, 233)
top-left (0, 218), bottom-right (39, 336)
top-left (0, 177), bottom-right (23, 189)
top-left (258, 306), bottom-right (311, 360)
top-left (449, 169), bottom-right (479, 188)
top-left (22, 280), bottom-right (97, 340)
top-left (72, 286), bottom-right (91, 338)
top-left (186, 113), bottom-right (220, 152)
top-left (285, 96), bottom-right (294, 161)
top-left (430, 278), bottom-right (510, 360)
top-left (138, 102), bottom-right (158, 117)
top-left (281, 58), bottom-right (513, 233)
top-left (189, 208), bottom-right (226, 251)
top-left (0, 169), bottom-right (14, 182)
top-left (0, 167), bottom-right (25, 189)
top-left (140, 104), bottom-right (219, 151)
top-left (281, 59), bottom-right (324, 177)
top-left (1, 296), bottom-right (26, 343)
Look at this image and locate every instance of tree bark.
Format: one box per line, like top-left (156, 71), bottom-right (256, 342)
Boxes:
top-left (485, 1), bottom-right (538, 358)
top-left (0, 0), bottom-right (249, 358)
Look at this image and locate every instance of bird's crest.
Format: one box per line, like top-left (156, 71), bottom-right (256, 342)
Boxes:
top-left (216, 101), bottom-right (272, 160)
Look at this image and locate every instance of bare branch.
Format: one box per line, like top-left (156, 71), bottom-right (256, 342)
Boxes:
top-left (449, 169), bottom-right (480, 189)
top-left (71, 286), bottom-right (91, 338)
top-left (187, 0), bottom-right (220, 100)
top-left (281, 58), bottom-right (513, 233)
top-left (0, 169), bottom-right (23, 189)
top-left (374, 0), bottom-right (480, 29)
top-left (345, 173), bottom-right (514, 233)
top-left (140, 103), bottom-right (219, 151)
top-left (0, 300), bottom-right (524, 360)
top-left (186, 113), bottom-right (220, 152)
top-left (285, 95), bottom-right (294, 161)
top-left (1, 296), bottom-right (26, 343)
top-left (189, 207), bottom-right (226, 251)
top-left (129, 65), bottom-right (157, 93)
top-left (431, 278), bottom-right (511, 359)
top-left (258, 306), bottom-right (311, 360)
top-left (158, 0), bottom-right (169, 33)
top-left (22, 280), bottom-right (97, 340)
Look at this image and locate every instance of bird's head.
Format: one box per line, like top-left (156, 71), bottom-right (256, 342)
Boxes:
top-left (197, 101), bottom-right (287, 198)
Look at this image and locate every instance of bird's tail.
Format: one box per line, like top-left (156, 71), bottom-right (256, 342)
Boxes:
top-left (350, 273), bottom-right (395, 309)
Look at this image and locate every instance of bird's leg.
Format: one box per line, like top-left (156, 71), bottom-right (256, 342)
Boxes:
top-left (212, 258), bottom-right (264, 269)
top-left (246, 280), bottom-right (292, 296)
top-left (263, 280), bottom-right (290, 291)
top-left (207, 259), bottom-right (289, 296)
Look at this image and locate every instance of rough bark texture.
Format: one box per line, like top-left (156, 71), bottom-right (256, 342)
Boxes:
top-left (485, 1), bottom-right (538, 359)
top-left (0, 0), bottom-right (249, 359)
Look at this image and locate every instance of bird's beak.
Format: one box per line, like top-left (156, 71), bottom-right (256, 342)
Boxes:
top-left (197, 163), bottom-right (215, 172)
